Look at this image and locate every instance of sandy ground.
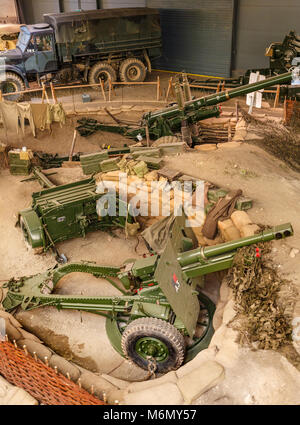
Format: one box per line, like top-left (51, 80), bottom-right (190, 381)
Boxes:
top-left (166, 144), bottom-right (300, 317)
top-left (1, 141), bottom-right (299, 301)
top-left (1, 135), bottom-right (300, 381)
top-left (0, 77), bottom-right (299, 384)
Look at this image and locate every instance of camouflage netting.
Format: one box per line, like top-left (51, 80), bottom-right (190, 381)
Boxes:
top-left (239, 108), bottom-right (300, 172)
top-left (224, 243), bottom-right (300, 368)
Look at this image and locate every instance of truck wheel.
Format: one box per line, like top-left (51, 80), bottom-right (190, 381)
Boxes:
top-left (89, 62), bottom-right (116, 89)
top-left (119, 58), bottom-right (146, 82)
top-left (121, 317), bottom-right (185, 373)
top-left (0, 72), bottom-right (25, 102)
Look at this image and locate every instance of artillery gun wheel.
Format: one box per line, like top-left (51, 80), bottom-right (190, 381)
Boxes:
top-left (89, 62), bottom-right (117, 90)
top-left (0, 72), bottom-right (25, 102)
top-left (119, 58), bottom-right (146, 83)
top-left (121, 317), bottom-right (185, 373)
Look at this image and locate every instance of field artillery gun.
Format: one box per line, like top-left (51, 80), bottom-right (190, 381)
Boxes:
top-left (137, 69), bottom-right (296, 143)
top-left (18, 169), bottom-right (133, 262)
top-left (76, 68), bottom-right (297, 143)
top-left (3, 215), bottom-right (293, 373)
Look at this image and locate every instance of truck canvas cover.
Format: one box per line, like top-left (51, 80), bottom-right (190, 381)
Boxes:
top-left (43, 8), bottom-right (161, 56)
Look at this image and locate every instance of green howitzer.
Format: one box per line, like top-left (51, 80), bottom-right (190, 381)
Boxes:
top-left (2, 216), bottom-right (293, 373)
top-left (18, 174), bottom-right (134, 263)
top-left (76, 69), bottom-right (296, 141)
top-left (21, 166), bottom-right (56, 189)
top-left (134, 69), bottom-right (295, 141)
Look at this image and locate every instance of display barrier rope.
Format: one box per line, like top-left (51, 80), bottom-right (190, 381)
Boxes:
top-left (0, 338), bottom-right (106, 405)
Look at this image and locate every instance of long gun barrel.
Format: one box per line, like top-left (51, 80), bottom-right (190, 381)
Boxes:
top-left (143, 70), bottom-right (293, 126)
top-left (177, 223), bottom-right (293, 267)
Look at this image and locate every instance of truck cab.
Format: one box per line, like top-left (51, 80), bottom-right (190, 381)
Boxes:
top-left (0, 23), bottom-right (58, 101)
top-left (17, 24), bottom-right (58, 75)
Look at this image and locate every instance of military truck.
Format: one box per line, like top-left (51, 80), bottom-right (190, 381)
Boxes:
top-left (0, 8), bottom-right (162, 101)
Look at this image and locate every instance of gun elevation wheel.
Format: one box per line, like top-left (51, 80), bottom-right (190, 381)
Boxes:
top-left (121, 317), bottom-right (185, 373)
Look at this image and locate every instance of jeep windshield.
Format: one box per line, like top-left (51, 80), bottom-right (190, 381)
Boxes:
top-left (16, 27), bottom-right (31, 52)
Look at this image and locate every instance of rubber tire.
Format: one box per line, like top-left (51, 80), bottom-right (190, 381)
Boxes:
top-left (88, 62), bottom-right (117, 90)
top-left (121, 317), bottom-right (185, 373)
top-left (0, 72), bottom-right (25, 102)
top-left (152, 135), bottom-right (181, 147)
top-left (119, 58), bottom-right (147, 83)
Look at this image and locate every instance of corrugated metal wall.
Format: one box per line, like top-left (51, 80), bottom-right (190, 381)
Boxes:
top-left (233, 0), bottom-right (300, 74)
top-left (20, 0), bottom-right (98, 22)
top-left (147, 1), bottom-right (235, 78)
top-left (18, 0), bottom-right (300, 78)
top-left (63, 0), bottom-right (80, 11)
top-left (21, 0), bottom-right (60, 24)
top-left (102, 1), bottom-right (146, 7)
top-left (80, 0), bottom-right (98, 10)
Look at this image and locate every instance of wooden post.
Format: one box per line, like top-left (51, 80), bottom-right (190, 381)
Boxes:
top-left (157, 76), bottom-right (160, 101)
top-left (216, 81), bottom-right (220, 93)
top-left (50, 82), bottom-right (58, 104)
top-left (69, 130), bottom-right (77, 161)
top-left (0, 90), bottom-right (2, 102)
top-left (221, 81), bottom-right (225, 91)
top-left (99, 78), bottom-right (106, 101)
top-left (165, 77), bottom-right (172, 102)
top-left (41, 83), bottom-right (45, 104)
top-left (41, 82), bottom-right (50, 104)
top-left (110, 80), bottom-right (116, 96)
top-left (283, 96), bottom-right (287, 124)
top-left (273, 85), bottom-right (280, 108)
top-left (227, 123), bottom-right (232, 142)
top-left (170, 78), bottom-right (175, 99)
top-left (145, 125), bottom-right (150, 147)
top-left (235, 100), bottom-right (239, 122)
top-left (108, 77), bottom-right (111, 102)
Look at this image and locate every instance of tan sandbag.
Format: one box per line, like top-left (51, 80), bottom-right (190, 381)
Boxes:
top-left (144, 170), bottom-right (158, 181)
top-left (79, 370), bottom-right (117, 399)
top-left (0, 310), bottom-right (22, 329)
top-left (49, 354), bottom-right (81, 381)
top-left (17, 338), bottom-right (53, 360)
top-left (218, 219), bottom-right (241, 241)
top-left (4, 322), bottom-right (22, 341)
top-left (231, 210), bottom-right (252, 231)
top-left (18, 328), bottom-right (42, 343)
top-left (240, 224), bottom-right (260, 237)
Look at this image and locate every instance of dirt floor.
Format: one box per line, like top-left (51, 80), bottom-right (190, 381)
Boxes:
top-left (0, 77), bottom-right (300, 396)
top-left (1, 141), bottom-right (299, 297)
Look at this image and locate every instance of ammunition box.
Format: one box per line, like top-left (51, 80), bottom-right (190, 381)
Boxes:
top-left (80, 151), bottom-right (109, 175)
top-left (131, 148), bottom-right (161, 159)
top-left (129, 146), bottom-right (158, 153)
top-left (135, 156), bottom-right (164, 169)
top-left (100, 158), bottom-right (120, 172)
top-left (8, 150), bottom-right (32, 166)
top-left (235, 197), bottom-right (253, 211)
top-left (9, 164), bottom-right (31, 175)
top-left (207, 188), bottom-right (229, 202)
